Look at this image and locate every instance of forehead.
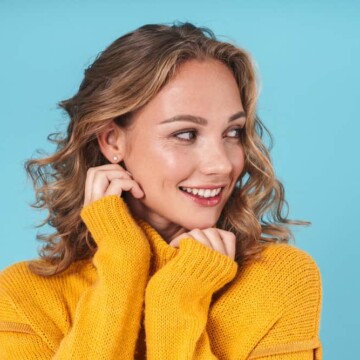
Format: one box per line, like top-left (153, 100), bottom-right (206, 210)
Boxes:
top-left (132, 59), bottom-right (243, 124)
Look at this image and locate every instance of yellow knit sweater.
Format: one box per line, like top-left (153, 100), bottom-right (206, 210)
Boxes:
top-left (0, 195), bottom-right (322, 359)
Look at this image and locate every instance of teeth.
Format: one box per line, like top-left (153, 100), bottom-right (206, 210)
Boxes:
top-left (204, 189), bottom-right (211, 197)
top-left (180, 187), bottom-right (222, 198)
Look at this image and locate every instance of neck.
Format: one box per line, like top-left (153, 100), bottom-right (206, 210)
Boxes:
top-left (123, 193), bottom-right (187, 243)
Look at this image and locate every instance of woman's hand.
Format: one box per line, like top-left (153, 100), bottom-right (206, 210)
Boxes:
top-left (169, 228), bottom-right (236, 260)
top-left (83, 164), bottom-right (145, 207)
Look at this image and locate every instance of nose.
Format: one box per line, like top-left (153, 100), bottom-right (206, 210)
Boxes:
top-left (199, 142), bottom-right (233, 176)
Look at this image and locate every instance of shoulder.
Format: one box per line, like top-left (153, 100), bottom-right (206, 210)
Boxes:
top-left (258, 243), bottom-right (322, 336)
top-left (261, 242), bottom-right (321, 272)
top-left (0, 259), bottom-right (95, 330)
top-left (0, 259), bottom-right (96, 292)
top-left (0, 261), bottom-right (43, 329)
top-left (226, 242), bottom-right (322, 307)
top-left (259, 242), bottom-right (322, 291)
top-left (241, 243), bottom-right (323, 358)
top-left (210, 243), bottom-right (322, 356)
top-left (0, 261), bottom-right (31, 322)
top-left (236, 242), bottom-right (321, 288)
top-left (0, 260), bottom-right (35, 292)
top-left (231, 242), bottom-right (322, 326)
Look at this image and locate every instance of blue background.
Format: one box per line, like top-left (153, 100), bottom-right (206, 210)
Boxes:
top-left (1, 1), bottom-right (359, 358)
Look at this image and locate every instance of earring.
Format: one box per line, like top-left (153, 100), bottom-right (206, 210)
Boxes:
top-left (113, 155), bottom-right (118, 162)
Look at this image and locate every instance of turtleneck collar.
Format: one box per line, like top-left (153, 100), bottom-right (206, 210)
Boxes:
top-left (136, 218), bottom-right (179, 275)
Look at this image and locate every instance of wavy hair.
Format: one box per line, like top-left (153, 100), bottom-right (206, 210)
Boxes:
top-left (25, 21), bottom-right (310, 276)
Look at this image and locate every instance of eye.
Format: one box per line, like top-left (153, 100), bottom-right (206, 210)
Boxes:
top-left (173, 129), bottom-right (197, 142)
top-left (226, 127), bottom-right (244, 139)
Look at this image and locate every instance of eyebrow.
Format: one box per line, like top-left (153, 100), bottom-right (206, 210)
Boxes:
top-left (159, 111), bottom-right (246, 125)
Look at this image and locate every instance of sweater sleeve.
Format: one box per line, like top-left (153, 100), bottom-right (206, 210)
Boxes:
top-left (0, 195), bottom-right (151, 359)
top-left (144, 237), bottom-right (238, 359)
top-left (53, 195), bottom-right (151, 358)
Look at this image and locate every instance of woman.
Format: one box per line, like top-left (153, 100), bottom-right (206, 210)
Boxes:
top-left (0, 22), bottom-right (322, 359)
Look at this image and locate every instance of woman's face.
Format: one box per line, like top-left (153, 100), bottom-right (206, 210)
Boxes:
top-left (122, 58), bottom-right (246, 232)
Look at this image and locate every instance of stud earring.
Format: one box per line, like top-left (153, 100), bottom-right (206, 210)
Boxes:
top-left (113, 155), bottom-right (118, 162)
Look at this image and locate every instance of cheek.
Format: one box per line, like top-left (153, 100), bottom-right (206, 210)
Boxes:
top-left (153, 147), bottom-right (193, 181)
top-left (132, 143), bottom-right (193, 187)
top-left (231, 147), bottom-right (246, 176)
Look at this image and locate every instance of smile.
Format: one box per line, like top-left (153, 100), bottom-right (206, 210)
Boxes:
top-left (179, 186), bottom-right (222, 198)
top-left (178, 186), bottom-right (224, 207)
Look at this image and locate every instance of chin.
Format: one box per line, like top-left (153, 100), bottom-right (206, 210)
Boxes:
top-left (180, 217), bottom-right (219, 231)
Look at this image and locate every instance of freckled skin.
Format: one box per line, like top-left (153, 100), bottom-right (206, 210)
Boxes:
top-left (121, 59), bottom-right (245, 242)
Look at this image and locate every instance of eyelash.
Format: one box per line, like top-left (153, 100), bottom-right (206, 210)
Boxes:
top-left (173, 127), bottom-right (245, 142)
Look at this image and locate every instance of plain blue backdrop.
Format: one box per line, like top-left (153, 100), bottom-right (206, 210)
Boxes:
top-left (1, 0), bottom-right (359, 358)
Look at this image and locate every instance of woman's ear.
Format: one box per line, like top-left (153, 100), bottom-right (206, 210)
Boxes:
top-left (97, 120), bottom-right (127, 164)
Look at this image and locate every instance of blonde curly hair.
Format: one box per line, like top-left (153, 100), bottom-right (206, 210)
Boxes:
top-left (25, 22), bottom-right (310, 276)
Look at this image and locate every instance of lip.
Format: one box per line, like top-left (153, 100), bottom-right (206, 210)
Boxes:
top-left (179, 184), bottom-right (226, 190)
top-left (179, 187), bottom-right (224, 207)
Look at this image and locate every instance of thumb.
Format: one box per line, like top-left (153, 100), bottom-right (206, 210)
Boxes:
top-left (169, 233), bottom-right (189, 248)
top-left (169, 238), bottom-right (179, 248)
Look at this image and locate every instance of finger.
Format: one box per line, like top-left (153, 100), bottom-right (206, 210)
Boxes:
top-left (84, 165), bottom-right (131, 206)
top-left (90, 170), bottom-right (132, 203)
top-left (202, 228), bottom-right (227, 256)
top-left (84, 167), bottom-right (96, 207)
top-left (169, 232), bottom-right (193, 248)
top-left (216, 229), bottom-right (236, 260)
top-left (94, 169), bottom-right (132, 182)
top-left (104, 178), bottom-right (144, 199)
top-left (92, 178), bottom-right (143, 202)
top-left (90, 163), bottom-right (130, 171)
top-left (187, 229), bottom-right (212, 249)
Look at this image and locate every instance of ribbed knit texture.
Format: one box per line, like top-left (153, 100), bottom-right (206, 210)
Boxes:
top-left (0, 195), bottom-right (322, 359)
